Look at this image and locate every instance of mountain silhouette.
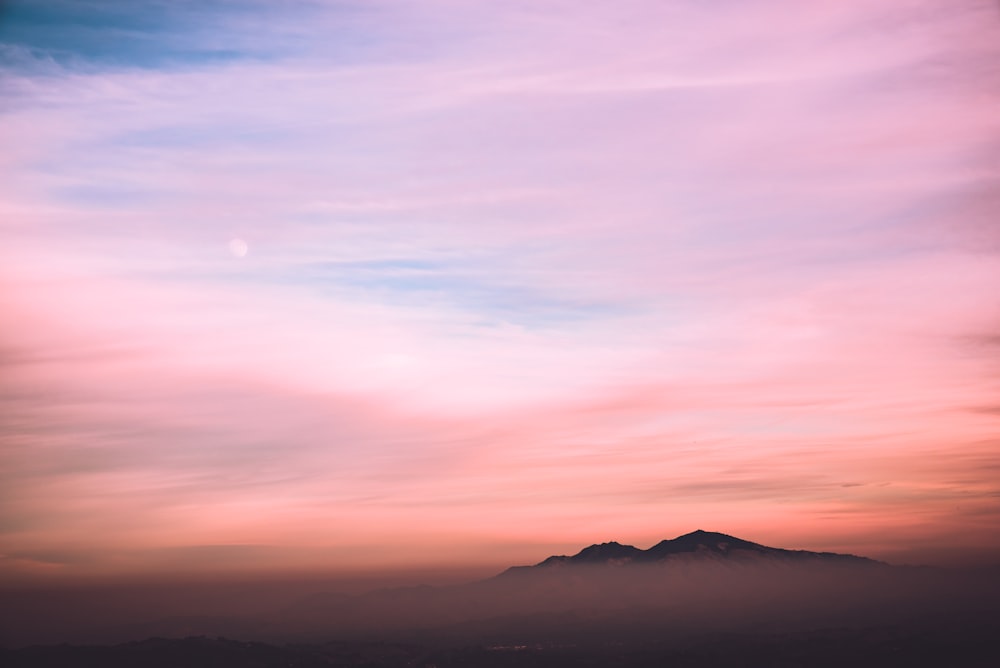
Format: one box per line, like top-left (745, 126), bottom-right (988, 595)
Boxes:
top-left (262, 530), bottom-right (901, 645)
top-left (502, 530), bottom-right (881, 576)
top-left (4, 531), bottom-right (915, 649)
top-left (538, 540), bottom-right (645, 566)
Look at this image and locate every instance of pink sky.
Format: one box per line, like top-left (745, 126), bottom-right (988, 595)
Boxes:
top-left (2, 0), bottom-right (1000, 583)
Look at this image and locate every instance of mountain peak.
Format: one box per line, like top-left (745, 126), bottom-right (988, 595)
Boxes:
top-left (570, 541), bottom-right (643, 564)
top-left (527, 540), bottom-right (644, 568)
top-left (521, 531), bottom-right (882, 571)
top-left (644, 530), bottom-right (767, 559)
top-left (677, 529), bottom-right (732, 540)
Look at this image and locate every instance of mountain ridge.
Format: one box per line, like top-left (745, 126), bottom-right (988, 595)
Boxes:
top-left (499, 529), bottom-right (882, 577)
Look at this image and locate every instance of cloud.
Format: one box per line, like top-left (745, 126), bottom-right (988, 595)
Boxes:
top-left (1, 0), bottom-right (999, 578)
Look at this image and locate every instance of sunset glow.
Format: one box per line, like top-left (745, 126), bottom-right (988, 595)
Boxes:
top-left (2, 0), bottom-right (999, 585)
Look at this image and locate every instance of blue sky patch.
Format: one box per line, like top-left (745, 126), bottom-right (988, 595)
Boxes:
top-left (0, 0), bottom-right (355, 70)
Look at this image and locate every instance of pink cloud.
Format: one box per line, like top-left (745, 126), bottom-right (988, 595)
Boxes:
top-left (2, 0), bottom-right (999, 581)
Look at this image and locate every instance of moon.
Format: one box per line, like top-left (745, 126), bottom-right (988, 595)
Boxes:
top-left (228, 238), bottom-right (248, 258)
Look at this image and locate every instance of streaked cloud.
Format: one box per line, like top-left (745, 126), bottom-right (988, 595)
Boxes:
top-left (1, 0), bottom-right (999, 579)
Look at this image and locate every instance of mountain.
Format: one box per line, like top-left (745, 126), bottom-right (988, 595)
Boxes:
top-left (271, 531), bottom-right (895, 639)
top-left (501, 530), bottom-right (881, 576)
top-left (2, 531), bottom-right (917, 649)
top-left (641, 529), bottom-right (880, 565)
top-left (537, 540), bottom-right (644, 566)
top-left (5, 533), bottom-right (1000, 664)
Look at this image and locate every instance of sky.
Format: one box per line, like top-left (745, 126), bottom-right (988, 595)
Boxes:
top-left (1, 0), bottom-right (999, 584)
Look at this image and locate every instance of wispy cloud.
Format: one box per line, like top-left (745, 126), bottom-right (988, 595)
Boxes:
top-left (2, 0), bottom-right (999, 578)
